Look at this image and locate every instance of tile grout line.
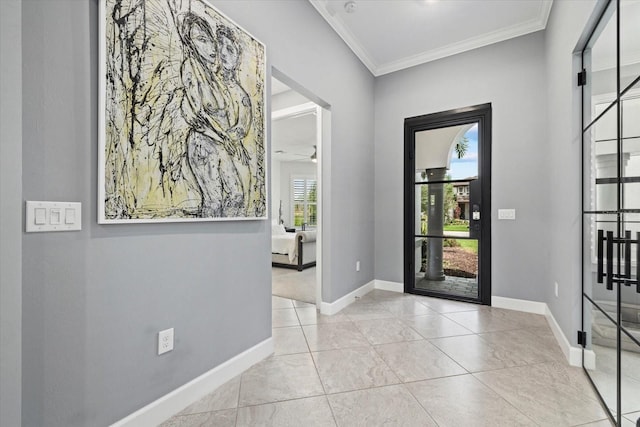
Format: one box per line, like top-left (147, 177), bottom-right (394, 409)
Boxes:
top-left (295, 300), bottom-right (333, 399)
top-left (400, 382), bottom-right (443, 427)
top-left (277, 302), bottom-right (340, 427)
top-left (469, 367), bottom-right (544, 426)
top-left (233, 372), bottom-right (243, 426)
top-left (165, 292), bottom-right (601, 426)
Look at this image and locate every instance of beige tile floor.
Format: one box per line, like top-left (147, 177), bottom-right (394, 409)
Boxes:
top-left (161, 290), bottom-right (615, 427)
top-left (272, 267), bottom-right (316, 304)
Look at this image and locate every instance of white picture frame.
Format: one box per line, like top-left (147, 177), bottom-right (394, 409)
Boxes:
top-left (99, 0), bottom-right (267, 223)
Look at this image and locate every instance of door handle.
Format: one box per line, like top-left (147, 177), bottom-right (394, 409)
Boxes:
top-left (596, 229), bottom-right (640, 293)
top-left (597, 229), bottom-right (604, 284)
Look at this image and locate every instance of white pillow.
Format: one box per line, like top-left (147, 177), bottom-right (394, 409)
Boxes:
top-left (272, 224), bottom-right (286, 235)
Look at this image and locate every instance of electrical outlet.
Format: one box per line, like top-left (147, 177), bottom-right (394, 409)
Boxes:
top-left (554, 282), bottom-right (559, 298)
top-left (158, 328), bottom-right (174, 355)
top-left (356, 261), bottom-right (360, 272)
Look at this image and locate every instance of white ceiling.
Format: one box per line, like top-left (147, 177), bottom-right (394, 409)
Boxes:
top-left (272, 0), bottom-right (558, 162)
top-left (271, 78), bottom-right (292, 96)
top-left (309, 0), bottom-right (553, 76)
top-left (272, 108), bottom-right (317, 163)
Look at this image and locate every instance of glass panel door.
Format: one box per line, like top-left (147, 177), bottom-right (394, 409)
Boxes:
top-left (582, 1), bottom-right (640, 424)
top-left (413, 126), bottom-right (479, 299)
top-left (619, 62), bottom-right (640, 422)
top-left (405, 104), bottom-right (491, 305)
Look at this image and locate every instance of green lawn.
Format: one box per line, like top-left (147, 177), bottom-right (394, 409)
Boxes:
top-left (459, 239), bottom-right (478, 253)
top-left (443, 224), bottom-right (469, 232)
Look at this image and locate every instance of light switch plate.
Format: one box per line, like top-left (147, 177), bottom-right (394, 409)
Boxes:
top-left (50, 209), bottom-right (61, 225)
top-left (26, 201), bottom-right (82, 232)
top-left (498, 209), bottom-right (516, 220)
top-left (34, 208), bottom-right (47, 225)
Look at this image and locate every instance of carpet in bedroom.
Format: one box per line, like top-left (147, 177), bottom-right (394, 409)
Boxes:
top-left (271, 266), bottom-right (316, 304)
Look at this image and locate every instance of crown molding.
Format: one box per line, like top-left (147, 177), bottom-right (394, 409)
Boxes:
top-left (376, 14), bottom-right (549, 76)
top-left (309, 0), bottom-right (378, 75)
top-left (309, 0), bottom-right (553, 77)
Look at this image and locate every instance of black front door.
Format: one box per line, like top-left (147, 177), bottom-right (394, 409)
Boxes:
top-left (404, 104), bottom-right (492, 305)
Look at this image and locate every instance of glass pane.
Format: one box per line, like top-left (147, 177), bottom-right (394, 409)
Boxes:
top-left (414, 237), bottom-right (478, 299)
top-left (415, 124), bottom-right (478, 182)
top-left (293, 179), bottom-right (305, 202)
top-left (622, 213), bottom-right (640, 284)
top-left (417, 181), bottom-right (447, 237)
top-left (584, 298), bottom-right (619, 418)
top-left (622, 89), bottom-right (640, 210)
top-left (621, 221), bottom-right (640, 427)
top-left (585, 105), bottom-right (619, 212)
top-left (293, 203), bottom-right (304, 226)
top-left (307, 180), bottom-right (317, 203)
top-left (448, 124), bottom-right (478, 181)
top-left (451, 183), bottom-right (471, 222)
top-left (307, 203), bottom-right (317, 226)
top-left (416, 182), bottom-right (473, 237)
top-left (583, 213), bottom-right (619, 319)
top-left (586, 0), bottom-right (617, 127)
top-left (620, 339), bottom-right (640, 419)
top-left (620, 214), bottom-right (640, 412)
top-left (622, 183), bottom-right (640, 211)
top-left (620, 0), bottom-right (640, 92)
top-left (584, 123), bottom-right (595, 211)
top-left (621, 258), bottom-right (640, 416)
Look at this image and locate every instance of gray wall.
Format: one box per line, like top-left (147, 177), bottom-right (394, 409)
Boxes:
top-left (19, 0), bottom-right (374, 425)
top-left (1, 0), bottom-right (23, 426)
top-left (374, 32), bottom-right (549, 302)
top-left (544, 0), bottom-right (598, 345)
top-left (212, 0), bottom-right (376, 303)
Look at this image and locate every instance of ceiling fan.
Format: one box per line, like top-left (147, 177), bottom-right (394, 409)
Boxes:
top-left (273, 149), bottom-right (315, 162)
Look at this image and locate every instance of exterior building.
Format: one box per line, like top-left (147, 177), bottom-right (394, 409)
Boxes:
top-left (452, 177), bottom-right (476, 220)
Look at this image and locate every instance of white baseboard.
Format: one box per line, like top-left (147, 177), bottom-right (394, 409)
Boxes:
top-left (110, 338), bottom-right (274, 427)
top-left (491, 296), bottom-right (547, 315)
top-left (543, 304), bottom-right (586, 367)
top-left (320, 280), bottom-right (375, 315)
top-left (491, 296), bottom-right (584, 367)
top-left (374, 280), bottom-right (404, 293)
top-left (583, 347), bottom-right (596, 370)
top-left (319, 282), bottom-right (588, 368)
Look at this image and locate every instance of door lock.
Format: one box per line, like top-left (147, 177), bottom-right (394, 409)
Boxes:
top-left (472, 203), bottom-right (480, 220)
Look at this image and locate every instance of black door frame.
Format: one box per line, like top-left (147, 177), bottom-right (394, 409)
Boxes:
top-left (404, 103), bottom-right (492, 305)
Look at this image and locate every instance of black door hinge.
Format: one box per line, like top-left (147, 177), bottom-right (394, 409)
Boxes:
top-left (577, 69), bottom-right (587, 87)
top-left (577, 330), bottom-right (587, 347)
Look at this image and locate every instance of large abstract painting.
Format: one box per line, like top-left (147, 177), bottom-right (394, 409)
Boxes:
top-left (99, 0), bottom-right (266, 222)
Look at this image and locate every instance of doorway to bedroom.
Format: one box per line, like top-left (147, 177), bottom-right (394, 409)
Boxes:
top-left (270, 73), bottom-right (326, 307)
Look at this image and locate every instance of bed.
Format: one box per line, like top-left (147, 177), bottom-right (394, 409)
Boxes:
top-left (271, 223), bottom-right (316, 271)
